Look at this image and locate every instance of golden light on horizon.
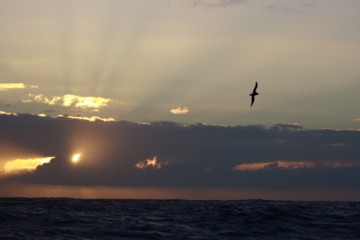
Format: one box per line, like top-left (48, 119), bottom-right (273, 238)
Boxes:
top-left (71, 153), bottom-right (81, 164)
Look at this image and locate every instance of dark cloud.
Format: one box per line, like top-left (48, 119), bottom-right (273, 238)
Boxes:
top-left (270, 123), bottom-right (303, 131)
top-left (1, 114), bottom-right (360, 190)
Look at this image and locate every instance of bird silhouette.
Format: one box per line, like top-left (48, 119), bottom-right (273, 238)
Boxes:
top-left (250, 82), bottom-right (259, 107)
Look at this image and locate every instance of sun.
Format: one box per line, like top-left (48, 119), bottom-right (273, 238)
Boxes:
top-left (71, 153), bottom-right (81, 163)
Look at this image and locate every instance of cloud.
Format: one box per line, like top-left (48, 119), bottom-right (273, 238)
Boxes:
top-left (188, 0), bottom-right (247, 9)
top-left (3, 110), bottom-right (115, 123)
top-left (4, 157), bottom-right (55, 174)
top-left (270, 123), bottom-right (303, 131)
top-left (170, 107), bottom-right (189, 115)
top-left (58, 115), bottom-right (116, 122)
top-left (49, 114), bottom-right (115, 122)
top-left (26, 94), bottom-right (112, 111)
top-left (0, 110), bottom-right (17, 116)
top-left (135, 156), bottom-right (169, 170)
top-left (0, 114), bottom-right (359, 190)
top-left (0, 83), bottom-right (25, 91)
top-left (233, 161), bottom-right (353, 171)
top-left (0, 83), bottom-right (38, 92)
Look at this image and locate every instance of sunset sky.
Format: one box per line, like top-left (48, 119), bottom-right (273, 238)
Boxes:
top-left (1, 0), bottom-right (360, 200)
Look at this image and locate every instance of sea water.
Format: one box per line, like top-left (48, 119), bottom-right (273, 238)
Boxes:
top-left (0, 198), bottom-right (359, 239)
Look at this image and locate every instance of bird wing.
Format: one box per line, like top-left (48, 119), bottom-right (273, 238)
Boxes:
top-left (250, 95), bottom-right (255, 106)
top-left (253, 81), bottom-right (258, 92)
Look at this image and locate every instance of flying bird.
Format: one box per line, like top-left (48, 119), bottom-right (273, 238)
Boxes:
top-left (250, 82), bottom-right (259, 107)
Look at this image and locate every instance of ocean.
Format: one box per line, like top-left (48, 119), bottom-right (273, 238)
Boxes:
top-left (0, 198), bottom-right (359, 239)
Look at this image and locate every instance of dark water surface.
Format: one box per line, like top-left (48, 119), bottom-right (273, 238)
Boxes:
top-left (0, 198), bottom-right (359, 239)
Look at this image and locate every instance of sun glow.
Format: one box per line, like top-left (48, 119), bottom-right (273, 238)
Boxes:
top-left (71, 153), bottom-right (81, 163)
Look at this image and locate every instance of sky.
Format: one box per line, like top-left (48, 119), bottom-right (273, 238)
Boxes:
top-left (0, 0), bottom-right (360, 200)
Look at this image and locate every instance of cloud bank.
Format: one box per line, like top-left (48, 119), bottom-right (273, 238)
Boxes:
top-left (0, 114), bottom-right (359, 193)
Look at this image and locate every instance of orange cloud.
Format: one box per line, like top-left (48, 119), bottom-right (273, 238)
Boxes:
top-left (233, 160), bottom-right (353, 171)
top-left (4, 157), bottom-right (55, 174)
top-left (322, 161), bottom-right (353, 168)
top-left (233, 162), bottom-right (271, 171)
top-left (135, 156), bottom-right (168, 170)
